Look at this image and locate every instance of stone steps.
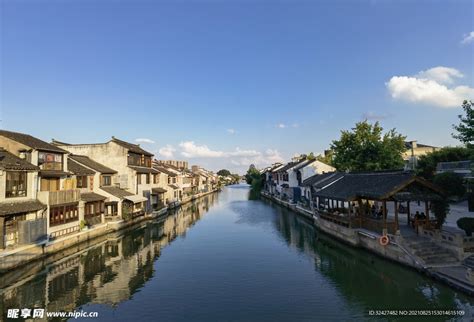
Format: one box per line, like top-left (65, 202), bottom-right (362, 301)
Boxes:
top-left (403, 236), bottom-right (459, 267)
top-left (464, 255), bottom-right (474, 269)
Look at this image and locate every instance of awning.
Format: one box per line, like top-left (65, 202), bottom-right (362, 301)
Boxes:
top-left (39, 170), bottom-right (71, 178)
top-left (124, 195), bottom-right (148, 203)
top-left (168, 184), bottom-right (180, 189)
top-left (152, 187), bottom-right (167, 194)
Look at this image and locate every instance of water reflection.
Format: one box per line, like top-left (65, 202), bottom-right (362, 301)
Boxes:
top-left (248, 200), bottom-right (474, 320)
top-left (0, 194), bottom-right (217, 317)
top-left (1, 186), bottom-right (473, 321)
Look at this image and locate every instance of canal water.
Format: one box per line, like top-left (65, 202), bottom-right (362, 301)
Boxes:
top-left (1, 185), bottom-right (473, 321)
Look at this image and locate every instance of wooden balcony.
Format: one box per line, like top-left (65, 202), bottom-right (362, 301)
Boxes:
top-left (38, 189), bottom-right (81, 206)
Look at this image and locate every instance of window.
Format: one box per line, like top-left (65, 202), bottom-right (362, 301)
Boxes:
top-left (38, 152), bottom-right (62, 170)
top-left (6, 171), bottom-right (27, 198)
top-left (127, 153), bottom-right (141, 166)
top-left (49, 204), bottom-right (78, 226)
top-left (85, 201), bottom-right (104, 218)
top-left (145, 158), bottom-right (152, 167)
top-left (153, 174), bottom-right (159, 184)
top-left (101, 175), bottom-right (111, 186)
top-left (137, 174), bottom-right (142, 185)
top-left (146, 174), bottom-right (150, 184)
top-left (40, 178), bottom-right (60, 192)
top-left (76, 176), bottom-right (88, 188)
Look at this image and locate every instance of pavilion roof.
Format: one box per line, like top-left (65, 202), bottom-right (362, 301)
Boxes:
top-left (314, 171), bottom-right (443, 201)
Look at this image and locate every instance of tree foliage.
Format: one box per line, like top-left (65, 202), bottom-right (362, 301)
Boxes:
top-left (433, 172), bottom-right (466, 198)
top-left (432, 199), bottom-right (450, 229)
top-left (452, 100), bottom-right (474, 147)
top-left (416, 146), bottom-right (474, 179)
top-left (330, 121), bottom-right (406, 171)
top-left (217, 169), bottom-right (231, 176)
top-left (245, 164), bottom-right (263, 190)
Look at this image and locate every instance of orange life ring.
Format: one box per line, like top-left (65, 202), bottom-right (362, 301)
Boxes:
top-left (379, 235), bottom-right (389, 246)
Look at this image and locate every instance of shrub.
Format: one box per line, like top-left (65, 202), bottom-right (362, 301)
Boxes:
top-left (457, 217), bottom-right (474, 236)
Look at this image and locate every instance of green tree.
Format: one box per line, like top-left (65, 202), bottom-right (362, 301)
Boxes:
top-left (452, 100), bottom-right (474, 147)
top-left (330, 121), bottom-right (406, 171)
top-left (433, 172), bottom-right (466, 199)
top-left (245, 164), bottom-right (263, 190)
top-left (432, 199), bottom-right (450, 229)
top-left (217, 169), bottom-right (231, 176)
top-left (416, 146), bottom-right (474, 179)
top-left (316, 150), bottom-right (334, 166)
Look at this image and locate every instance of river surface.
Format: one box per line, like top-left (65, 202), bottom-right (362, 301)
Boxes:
top-left (1, 184), bottom-right (473, 321)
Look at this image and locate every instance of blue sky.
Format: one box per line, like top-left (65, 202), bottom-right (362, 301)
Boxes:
top-left (1, 0), bottom-right (473, 173)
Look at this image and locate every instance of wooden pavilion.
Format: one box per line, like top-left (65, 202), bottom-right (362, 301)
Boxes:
top-left (313, 171), bottom-right (445, 235)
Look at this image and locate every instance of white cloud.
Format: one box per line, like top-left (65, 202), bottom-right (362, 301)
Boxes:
top-left (230, 149), bottom-right (284, 167)
top-left (417, 66), bottom-right (463, 85)
top-left (227, 147), bottom-right (260, 157)
top-left (276, 123), bottom-right (287, 128)
top-left (291, 123), bottom-right (299, 128)
top-left (226, 128), bottom-right (236, 134)
top-left (461, 31), bottom-right (474, 45)
top-left (179, 141), bottom-right (225, 158)
top-left (179, 141), bottom-right (261, 158)
top-left (135, 138), bottom-right (155, 144)
top-left (177, 141), bottom-right (283, 172)
top-left (386, 66), bottom-right (474, 108)
top-left (158, 144), bottom-right (176, 158)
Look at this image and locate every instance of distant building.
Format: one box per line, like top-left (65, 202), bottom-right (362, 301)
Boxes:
top-left (436, 160), bottom-right (473, 179)
top-left (158, 160), bottom-right (189, 170)
top-left (403, 140), bottom-right (440, 170)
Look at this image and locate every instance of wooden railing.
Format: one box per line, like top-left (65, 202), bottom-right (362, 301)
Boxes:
top-left (38, 189), bottom-right (81, 206)
top-left (319, 212), bottom-right (352, 228)
top-left (359, 217), bottom-right (397, 234)
top-left (319, 211), bottom-right (397, 234)
top-left (49, 189), bottom-right (81, 205)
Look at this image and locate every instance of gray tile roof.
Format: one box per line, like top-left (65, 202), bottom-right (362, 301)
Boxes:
top-left (111, 137), bottom-right (153, 156)
top-left (153, 165), bottom-right (178, 177)
top-left (128, 165), bottom-right (159, 174)
top-left (0, 130), bottom-right (67, 153)
top-left (81, 192), bottom-right (107, 202)
top-left (0, 199), bottom-right (46, 216)
top-left (292, 159), bottom-right (316, 171)
top-left (68, 159), bottom-right (95, 176)
top-left (152, 187), bottom-right (167, 194)
top-left (69, 155), bottom-right (117, 174)
top-left (100, 186), bottom-right (134, 199)
top-left (302, 172), bottom-right (344, 188)
top-left (0, 148), bottom-right (39, 171)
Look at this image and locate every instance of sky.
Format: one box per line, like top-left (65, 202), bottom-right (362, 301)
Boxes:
top-left (1, 0), bottom-right (473, 174)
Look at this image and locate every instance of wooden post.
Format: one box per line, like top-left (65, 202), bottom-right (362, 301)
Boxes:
top-left (0, 217), bottom-right (5, 250)
top-left (407, 201), bottom-right (411, 225)
top-left (394, 201), bottom-right (399, 232)
top-left (348, 202), bottom-right (353, 228)
top-left (425, 200), bottom-right (430, 227)
top-left (358, 198), bottom-right (363, 227)
top-left (383, 200), bottom-right (387, 230)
